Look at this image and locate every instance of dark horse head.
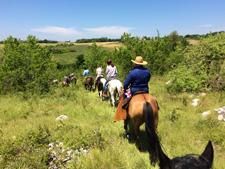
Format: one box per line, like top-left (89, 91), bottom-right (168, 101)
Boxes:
top-left (158, 141), bottom-right (214, 169)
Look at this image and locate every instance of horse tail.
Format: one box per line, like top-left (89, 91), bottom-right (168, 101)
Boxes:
top-left (143, 102), bottom-right (160, 166)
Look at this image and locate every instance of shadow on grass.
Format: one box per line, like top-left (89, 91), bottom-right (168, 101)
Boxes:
top-left (119, 121), bottom-right (149, 153)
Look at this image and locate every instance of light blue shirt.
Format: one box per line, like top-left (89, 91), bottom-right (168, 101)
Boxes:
top-left (83, 70), bottom-right (90, 76)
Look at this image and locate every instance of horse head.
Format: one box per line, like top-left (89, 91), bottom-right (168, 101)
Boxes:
top-left (158, 141), bottom-right (214, 169)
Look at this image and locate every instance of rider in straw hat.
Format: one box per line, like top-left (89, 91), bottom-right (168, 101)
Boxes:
top-left (122, 56), bottom-right (151, 101)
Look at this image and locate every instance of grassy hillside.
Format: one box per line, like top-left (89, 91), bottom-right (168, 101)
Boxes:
top-left (42, 42), bottom-right (124, 65)
top-left (0, 76), bottom-right (224, 168)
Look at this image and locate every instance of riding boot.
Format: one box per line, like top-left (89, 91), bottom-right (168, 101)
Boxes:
top-left (122, 98), bottom-right (129, 110)
top-left (102, 91), bottom-right (107, 97)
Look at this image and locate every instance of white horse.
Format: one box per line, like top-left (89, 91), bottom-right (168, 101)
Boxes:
top-left (107, 79), bottom-right (123, 110)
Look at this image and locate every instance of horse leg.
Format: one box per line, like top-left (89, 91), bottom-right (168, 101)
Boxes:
top-left (124, 118), bottom-right (130, 138)
top-left (132, 121), bottom-right (141, 150)
top-left (111, 91), bottom-right (115, 108)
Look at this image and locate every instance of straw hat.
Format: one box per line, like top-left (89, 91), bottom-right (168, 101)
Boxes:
top-left (131, 56), bottom-right (148, 65)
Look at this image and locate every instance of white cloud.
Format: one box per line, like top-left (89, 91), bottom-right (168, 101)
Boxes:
top-left (198, 24), bottom-right (213, 28)
top-left (84, 26), bottom-right (133, 37)
top-left (30, 26), bottom-right (133, 41)
top-left (31, 26), bottom-right (81, 36)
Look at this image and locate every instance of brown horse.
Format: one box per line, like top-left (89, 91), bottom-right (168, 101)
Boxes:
top-left (84, 76), bottom-right (94, 91)
top-left (123, 93), bottom-right (159, 165)
top-left (61, 81), bottom-right (69, 87)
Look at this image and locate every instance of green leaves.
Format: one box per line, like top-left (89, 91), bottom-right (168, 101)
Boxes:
top-left (0, 35), bottom-right (57, 94)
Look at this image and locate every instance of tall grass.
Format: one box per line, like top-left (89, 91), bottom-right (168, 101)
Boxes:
top-left (0, 77), bottom-right (224, 168)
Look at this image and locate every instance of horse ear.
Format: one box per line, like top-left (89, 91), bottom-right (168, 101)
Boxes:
top-left (159, 149), bottom-right (172, 169)
top-left (199, 141), bottom-right (214, 165)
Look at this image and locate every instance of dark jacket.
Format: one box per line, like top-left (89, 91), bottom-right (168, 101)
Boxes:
top-left (123, 66), bottom-right (151, 90)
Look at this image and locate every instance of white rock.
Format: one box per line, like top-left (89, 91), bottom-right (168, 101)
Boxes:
top-left (214, 106), bottom-right (225, 121)
top-left (202, 110), bottom-right (210, 117)
top-left (200, 92), bottom-right (206, 96)
top-left (166, 81), bottom-right (171, 85)
top-left (56, 115), bottom-right (68, 120)
top-left (192, 99), bottom-right (199, 106)
top-left (218, 115), bottom-right (224, 121)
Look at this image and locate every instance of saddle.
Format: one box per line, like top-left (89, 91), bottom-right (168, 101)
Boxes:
top-left (96, 76), bottom-right (104, 82)
top-left (107, 78), bottom-right (118, 84)
top-left (113, 91), bottom-right (147, 122)
top-left (122, 91), bottom-right (148, 110)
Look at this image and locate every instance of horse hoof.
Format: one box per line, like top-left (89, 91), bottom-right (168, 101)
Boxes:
top-left (138, 147), bottom-right (142, 151)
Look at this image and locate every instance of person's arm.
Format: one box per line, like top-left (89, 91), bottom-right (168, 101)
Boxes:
top-left (83, 71), bottom-right (85, 76)
top-left (106, 66), bottom-right (109, 75)
top-left (115, 66), bottom-right (118, 75)
top-left (123, 73), bottom-right (132, 90)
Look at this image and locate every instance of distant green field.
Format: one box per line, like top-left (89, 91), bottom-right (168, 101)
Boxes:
top-left (52, 44), bottom-right (90, 65)
top-left (0, 42), bottom-right (123, 65)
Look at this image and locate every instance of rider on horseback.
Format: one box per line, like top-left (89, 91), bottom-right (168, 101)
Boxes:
top-left (64, 74), bottom-right (70, 86)
top-left (95, 64), bottom-right (104, 89)
top-left (70, 72), bottom-right (75, 79)
top-left (122, 56), bottom-right (151, 109)
top-left (83, 67), bottom-right (90, 77)
top-left (102, 60), bottom-right (118, 97)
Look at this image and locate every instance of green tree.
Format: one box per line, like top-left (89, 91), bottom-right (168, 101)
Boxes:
top-left (84, 43), bottom-right (110, 75)
top-left (0, 35), bottom-right (57, 94)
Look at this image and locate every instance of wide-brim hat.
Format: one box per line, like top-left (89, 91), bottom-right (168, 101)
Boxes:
top-left (131, 56), bottom-right (148, 65)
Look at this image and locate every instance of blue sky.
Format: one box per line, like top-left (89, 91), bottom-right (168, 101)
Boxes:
top-left (1, 0), bottom-right (225, 41)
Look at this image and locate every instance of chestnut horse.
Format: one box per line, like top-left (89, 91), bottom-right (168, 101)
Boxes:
top-left (84, 76), bottom-right (94, 91)
top-left (61, 81), bottom-right (69, 87)
top-left (123, 93), bottom-right (159, 165)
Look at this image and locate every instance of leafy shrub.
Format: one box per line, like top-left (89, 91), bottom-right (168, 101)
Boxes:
top-left (183, 32), bottom-right (225, 91)
top-left (166, 64), bottom-right (206, 93)
top-left (0, 35), bottom-right (57, 94)
top-left (170, 109), bottom-right (180, 122)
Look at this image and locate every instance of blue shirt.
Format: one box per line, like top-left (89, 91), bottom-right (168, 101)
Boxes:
top-left (123, 66), bottom-right (151, 90)
top-left (83, 70), bottom-right (90, 76)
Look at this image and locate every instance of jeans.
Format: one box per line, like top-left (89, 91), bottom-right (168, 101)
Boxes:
top-left (104, 76), bottom-right (118, 92)
top-left (123, 87), bottom-right (149, 99)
